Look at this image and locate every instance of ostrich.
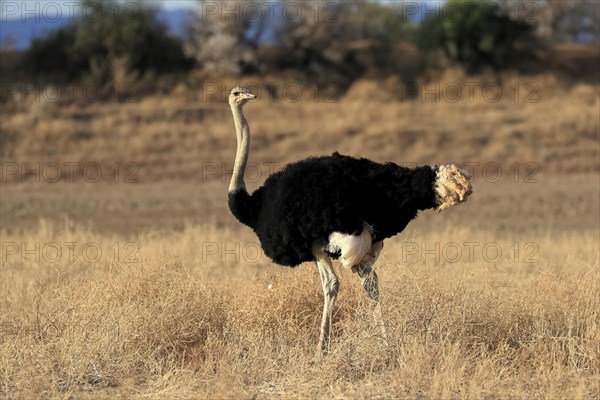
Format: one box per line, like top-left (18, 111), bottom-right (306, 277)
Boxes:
top-left (227, 87), bottom-right (472, 354)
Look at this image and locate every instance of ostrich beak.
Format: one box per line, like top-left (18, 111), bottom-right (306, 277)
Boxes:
top-left (243, 93), bottom-right (256, 100)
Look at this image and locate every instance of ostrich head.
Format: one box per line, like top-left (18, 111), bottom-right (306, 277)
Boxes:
top-left (229, 87), bottom-right (256, 107)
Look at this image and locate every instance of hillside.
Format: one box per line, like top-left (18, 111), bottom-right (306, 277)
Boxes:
top-left (1, 73), bottom-right (598, 186)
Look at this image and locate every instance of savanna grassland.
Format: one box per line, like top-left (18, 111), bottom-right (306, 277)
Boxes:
top-left (1, 68), bottom-right (599, 398)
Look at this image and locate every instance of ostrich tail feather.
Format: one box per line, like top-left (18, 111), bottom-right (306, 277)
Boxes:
top-left (434, 164), bottom-right (473, 212)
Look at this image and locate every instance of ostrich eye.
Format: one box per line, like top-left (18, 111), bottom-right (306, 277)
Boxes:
top-left (233, 91), bottom-right (239, 96)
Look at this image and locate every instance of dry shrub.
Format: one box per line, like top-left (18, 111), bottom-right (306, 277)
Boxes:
top-left (228, 270), bottom-right (321, 343)
top-left (343, 76), bottom-right (404, 102)
top-left (1, 216), bottom-right (598, 398)
top-left (2, 75), bottom-right (599, 183)
top-left (1, 262), bottom-right (227, 395)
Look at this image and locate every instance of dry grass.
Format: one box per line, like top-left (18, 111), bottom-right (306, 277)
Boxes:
top-left (1, 73), bottom-right (599, 398)
top-left (1, 221), bottom-right (598, 398)
top-left (1, 73), bottom-right (599, 185)
top-left (1, 176), bottom-right (599, 399)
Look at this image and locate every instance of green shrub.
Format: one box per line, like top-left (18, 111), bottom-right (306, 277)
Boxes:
top-left (417, 0), bottom-right (538, 72)
top-left (20, 0), bottom-right (191, 86)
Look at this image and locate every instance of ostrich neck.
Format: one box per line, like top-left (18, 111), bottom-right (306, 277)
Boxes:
top-left (229, 104), bottom-right (250, 192)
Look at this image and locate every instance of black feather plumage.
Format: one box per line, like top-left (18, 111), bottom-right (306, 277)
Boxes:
top-left (228, 152), bottom-right (438, 267)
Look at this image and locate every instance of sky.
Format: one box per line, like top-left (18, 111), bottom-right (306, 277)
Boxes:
top-left (160, 0), bottom-right (195, 10)
top-left (0, 1), bottom-right (197, 48)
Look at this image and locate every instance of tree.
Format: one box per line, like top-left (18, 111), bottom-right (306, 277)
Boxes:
top-left (20, 0), bottom-right (191, 85)
top-left (531, 0), bottom-right (599, 43)
top-left (345, 2), bottom-right (415, 76)
top-left (417, 0), bottom-right (539, 72)
top-left (274, 0), bottom-right (359, 81)
top-left (186, 0), bottom-right (268, 75)
top-left (273, 1), bottom-right (420, 82)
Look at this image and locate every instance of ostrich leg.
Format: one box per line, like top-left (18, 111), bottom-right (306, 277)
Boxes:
top-left (313, 245), bottom-right (339, 355)
top-left (352, 241), bottom-right (387, 338)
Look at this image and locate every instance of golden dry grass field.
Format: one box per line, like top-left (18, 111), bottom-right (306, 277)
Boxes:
top-left (1, 71), bottom-right (599, 398)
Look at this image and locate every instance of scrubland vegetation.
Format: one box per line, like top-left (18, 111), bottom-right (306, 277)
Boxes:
top-left (2, 70), bottom-right (599, 185)
top-left (1, 180), bottom-right (599, 398)
top-left (1, 74), bottom-right (599, 397)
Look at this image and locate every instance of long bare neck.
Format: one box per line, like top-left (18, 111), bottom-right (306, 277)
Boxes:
top-left (229, 104), bottom-right (250, 192)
